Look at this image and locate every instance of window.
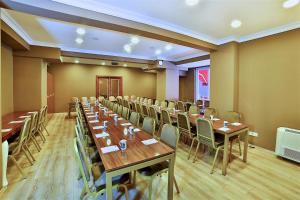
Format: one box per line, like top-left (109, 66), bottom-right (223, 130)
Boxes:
top-left (195, 66), bottom-right (210, 100)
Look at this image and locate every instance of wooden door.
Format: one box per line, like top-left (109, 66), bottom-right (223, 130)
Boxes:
top-left (47, 72), bottom-right (55, 113)
top-left (96, 76), bottom-right (123, 98)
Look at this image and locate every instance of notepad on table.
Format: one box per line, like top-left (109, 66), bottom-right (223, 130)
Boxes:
top-left (101, 145), bottom-right (119, 154)
top-left (2, 128), bottom-right (12, 133)
top-left (231, 122), bottom-right (242, 126)
top-left (87, 115), bottom-right (95, 118)
top-left (191, 114), bottom-right (199, 116)
top-left (109, 114), bottom-right (118, 117)
top-left (9, 121), bottom-right (24, 124)
top-left (95, 132), bottom-right (109, 138)
top-left (86, 112), bottom-right (94, 115)
top-left (133, 128), bottom-right (141, 132)
top-left (93, 126), bottom-right (104, 130)
top-left (142, 138), bottom-right (158, 145)
top-left (218, 127), bottom-right (230, 132)
top-left (212, 118), bottom-right (220, 121)
top-left (117, 117), bottom-right (123, 121)
top-left (121, 123), bottom-right (132, 126)
top-left (19, 115), bottom-right (31, 119)
top-left (89, 120), bottom-right (99, 123)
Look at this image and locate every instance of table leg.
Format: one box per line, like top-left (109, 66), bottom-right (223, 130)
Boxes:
top-left (106, 172), bottom-right (113, 200)
top-left (2, 141), bottom-right (9, 187)
top-left (167, 153), bottom-right (175, 200)
top-left (243, 130), bottom-right (249, 162)
top-left (222, 135), bottom-right (229, 176)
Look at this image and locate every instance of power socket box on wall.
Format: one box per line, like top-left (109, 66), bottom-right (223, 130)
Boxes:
top-left (249, 131), bottom-right (258, 137)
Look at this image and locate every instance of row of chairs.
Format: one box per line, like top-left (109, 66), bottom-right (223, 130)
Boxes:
top-left (8, 105), bottom-right (49, 178)
top-left (74, 100), bottom-right (180, 200)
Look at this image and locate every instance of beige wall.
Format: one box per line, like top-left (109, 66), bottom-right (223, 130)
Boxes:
top-left (13, 56), bottom-right (44, 111)
top-left (156, 70), bottom-right (166, 101)
top-left (179, 69), bottom-right (195, 102)
top-left (210, 42), bottom-right (239, 116)
top-left (238, 29), bottom-right (300, 150)
top-left (1, 43), bottom-right (14, 116)
top-left (48, 63), bottom-right (157, 112)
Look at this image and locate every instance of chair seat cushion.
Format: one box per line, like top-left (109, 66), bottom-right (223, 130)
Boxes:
top-left (94, 171), bottom-right (129, 191)
top-left (138, 161), bottom-right (169, 176)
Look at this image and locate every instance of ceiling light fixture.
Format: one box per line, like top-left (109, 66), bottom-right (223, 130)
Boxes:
top-left (185, 0), bottom-right (199, 6)
top-left (130, 36), bottom-right (140, 45)
top-left (231, 19), bottom-right (242, 28)
top-left (75, 37), bottom-right (83, 44)
top-left (165, 44), bottom-right (173, 51)
top-left (123, 64), bottom-right (128, 67)
top-left (282, 0), bottom-right (299, 8)
top-left (155, 49), bottom-right (162, 55)
top-left (75, 59), bottom-right (79, 63)
top-left (124, 44), bottom-right (132, 53)
top-left (101, 62), bottom-right (105, 65)
top-left (76, 27), bottom-right (86, 35)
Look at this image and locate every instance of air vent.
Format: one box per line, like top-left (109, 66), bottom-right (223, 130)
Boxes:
top-left (111, 61), bottom-right (119, 66)
top-left (285, 129), bottom-right (300, 134)
top-left (283, 147), bottom-right (300, 162)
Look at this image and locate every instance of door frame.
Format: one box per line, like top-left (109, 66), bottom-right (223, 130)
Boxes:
top-left (96, 76), bottom-right (123, 97)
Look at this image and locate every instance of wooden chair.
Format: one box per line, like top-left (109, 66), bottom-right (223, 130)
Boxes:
top-left (137, 124), bottom-right (180, 200)
top-left (141, 117), bottom-right (156, 137)
top-left (122, 107), bottom-right (130, 120)
top-left (204, 107), bottom-right (216, 118)
top-left (129, 112), bottom-right (140, 127)
top-left (142, 104), bottom-right (149, 118)
top-left (177, 101), bottom-right (185, 111)
top-left (177, 112), bottom-right (196, 148)
top-left (188, 104), bottom-right (199, 114)
top-left (185, 102), bottom-right (192, 112)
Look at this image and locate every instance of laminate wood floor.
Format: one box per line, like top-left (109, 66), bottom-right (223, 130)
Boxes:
top-left (0, 113), bottom-right (299, 200)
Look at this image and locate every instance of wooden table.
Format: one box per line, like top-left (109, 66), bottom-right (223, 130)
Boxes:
top-left (82, 105), bottom-right (176, 200)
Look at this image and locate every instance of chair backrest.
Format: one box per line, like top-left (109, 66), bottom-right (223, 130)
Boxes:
top-left (90, 96), bottom-right (96, 104)
top-left (224, 111), bottom-right (241, 122)
top-left (154, 100), bottom-right (160, 106)
top-left (109, 96), bottom-right (116, 101)
top-left (136, 103), bottom-right (143, 116)
top-left (132, 102), bottom-right (137, 112)
top-left (143, 98), bottom-right (148, 104)
top-left (185, 102), bottom-right (192, 112)
top-left (123, 100), bottom-right (130, 109)
top-left (189, 104), bottom-right (199, 114)
top-left (149, 106), bottom-right (159, 124)
top-left (147, 99), bottom-right (153, 105)
top-left (13, 118), bottom-right (31, 154)
top-left (129, 112), bottom-right (140, 126)
top-left (71, 97), bottom-right (79, 103)
top-left (124, 96), bottom-right (129, 100)
top-left (140, 97), bottom-right (144, 103)
top-left (113, 103), bottom-right (118, 113)
top-left (117, 104), bottom-right (123, 115)
top-left (160, 101), bottom-right (167, 108)
top-left (73, 138), bottom-right (93, 194)
top-left (161, 109), bottom-right (172, 125)
top-left (42, 105), bottom-right (48, 123)
top-left (122, 107), bottom-right (129, 119)
top-left (177, 112), bottom-right (192, 137)
top-left (177, 101), bottom-right (185, 111)
top-left (160, 124), bottom-right (179, 149)
top-left (204, 107), bottom-right (216, 118)
top-left (196, 100), bottom-right (203, 107)
top-left (28, 112), bottom-right (38, 140)
top-left (142, 104), bottom-right (149, 116)
top-left (168, 101), bottom-right (175, 109)
top-left (130, 95), bottom-right (136, 100)
top-left (204, 100), bottom-right (210, 108)
top-left (142, 117), bottom-right (155, 136)
top-left (98, 96), bottom-right (105, 103)
top-left (196, 118), bottom-right (216, 148)
top-left (136, 97), bottom-right (140, 101)
top-left (81, 97), bottom-right (88, 103)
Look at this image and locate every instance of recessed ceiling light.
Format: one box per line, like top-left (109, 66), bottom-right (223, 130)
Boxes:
top-left (75, 59), bottom-right (79, 63)
top-left (123, 64), bottom-right (128, 67)
top-left (75, 37), bottom-right (83, 44)
top-left (124, 44), bottom-right (132, 53)
top-left (76, 27), bottom-right (86, 35)
top-left (185, 0), bottom-right (199, 6)
top-left (130, 36), bottom-right (140, 45)
top-left (165, 44), bottom-right (173, 51)
top-left (283, 0), bottom-right (299, 8)
top-left (155, 49), bottom-right (162, 55)
top-left (231, 19), bottom-right (242, 28)
top-left (101, 62), bottom-right (105, 65)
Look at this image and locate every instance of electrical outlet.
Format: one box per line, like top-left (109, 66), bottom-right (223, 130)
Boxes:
top-left (249, 131), bottom-right (258, 137)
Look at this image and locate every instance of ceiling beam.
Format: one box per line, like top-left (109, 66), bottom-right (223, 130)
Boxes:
top-left (14, 45), bottom-right (61, 62)
top-left (1, 20), bottom-right (30, 50)
top-left (3, 1), bottom-right (218, 52)
top-left (173, 54), bottom-right (210, 65)
top-left (61, 51), bottom-right (155, 65)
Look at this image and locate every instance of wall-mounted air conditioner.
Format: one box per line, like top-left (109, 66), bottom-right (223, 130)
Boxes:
top-left (275, 127), bottom-right (300, 163)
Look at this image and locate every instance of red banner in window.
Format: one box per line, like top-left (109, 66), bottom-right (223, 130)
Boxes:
top-left (198, 69), bottom-right (208, 86)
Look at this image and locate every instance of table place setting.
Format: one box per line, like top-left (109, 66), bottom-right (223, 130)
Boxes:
top-left (1, 128), bottom-right (12, 133)
top-left (86, 112), bottom-right (94, 115)
top-left (95, 132), bottom-right (109, 138)
top-left (87, 115), bottom-right (95, 118)
top-left (101, 145), bottom-right (120, 154)
top-left (9, 120), bottom-right (24, 124)
top-left (142, 138), bottom-right (158, 145)
top-left (109, 113), bottom-right (118, 117)
top-left (121, 122), bottom-right (132, 126)
top-left (117, 117), bottom-right (124, 120)
top-left (218, 127), bottom-right (231, 132)
top-left (89, 120), bottom-right (99, 123)
top-left (231, 122), bottom-right (242, 126)
top-left (93, 125), bottom-right (105, 130)
top-left (133, 128), bottom-right (141, 132)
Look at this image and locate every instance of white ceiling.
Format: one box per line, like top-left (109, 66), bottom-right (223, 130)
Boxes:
top-left (4, 9), bottom-right (207, 61)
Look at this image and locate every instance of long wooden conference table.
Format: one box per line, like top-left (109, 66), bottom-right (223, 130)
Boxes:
top-left (81, 104), bottom-right (176, 200)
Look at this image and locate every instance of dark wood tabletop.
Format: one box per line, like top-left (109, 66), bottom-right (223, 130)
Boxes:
top-left (2, 111), bottom-right (32, 142)
top-left (82, 105), bottom-right (175, 172)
